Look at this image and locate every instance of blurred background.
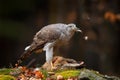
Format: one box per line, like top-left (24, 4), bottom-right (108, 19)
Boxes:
top-left (0, 0), bottom-right (120, 76)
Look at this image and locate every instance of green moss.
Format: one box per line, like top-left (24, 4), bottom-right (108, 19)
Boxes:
top-left (0, 68), bottom-right (13, 75)
top-left (0, 75), bottom-right (15, 80)
top-left (55, 68), bottom-right (117, 80)
top-left (56, 70), bottom-right (80, 79)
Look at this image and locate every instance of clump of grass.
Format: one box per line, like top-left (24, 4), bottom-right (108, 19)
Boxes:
top-left (40, 69), bottom-right (49, 79)
top-left (0, 75), bottom-right (15, 80)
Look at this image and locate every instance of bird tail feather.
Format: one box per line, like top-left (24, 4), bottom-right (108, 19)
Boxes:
top-left (16, 42), bottom-right (45, 66)
top-left (17, 47), bottom-right (33, 66)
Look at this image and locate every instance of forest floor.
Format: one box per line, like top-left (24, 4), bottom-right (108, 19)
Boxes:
top-left (0, 56), bottom-right (119, 80)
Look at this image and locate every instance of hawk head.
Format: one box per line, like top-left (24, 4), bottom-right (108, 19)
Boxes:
top-left (67, 23), bottom-right (82, 34)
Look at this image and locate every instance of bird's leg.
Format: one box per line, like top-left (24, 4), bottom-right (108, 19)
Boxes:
top-left (43, 42), bottom-right (56, 71)
top-left (47, 47), bottom-right (57, 71)
top-left (50, 59), bottom-right (57, 71)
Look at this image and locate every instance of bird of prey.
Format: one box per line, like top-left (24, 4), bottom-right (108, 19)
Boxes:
top-left (17, 23), bottom-right (82, 70)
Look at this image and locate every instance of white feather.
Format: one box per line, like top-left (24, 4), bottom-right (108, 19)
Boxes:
top-left (25, 45), bottom-right (30, 50)
top-left (43, 43), bottom-right (54, 62)
top-left (45, 47), bottom-right (53, 63)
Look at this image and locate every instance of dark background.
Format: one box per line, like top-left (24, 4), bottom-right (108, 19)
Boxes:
top-left (0, 0), bottom-right (120, 76)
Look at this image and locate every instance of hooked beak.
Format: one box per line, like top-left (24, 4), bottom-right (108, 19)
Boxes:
top-left (76, 28), bottom-right (82, 33)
